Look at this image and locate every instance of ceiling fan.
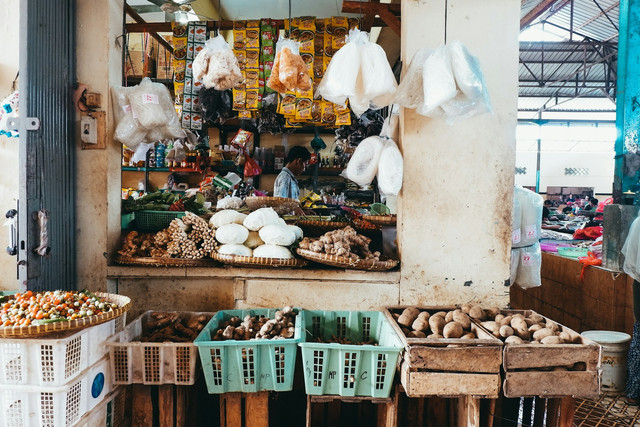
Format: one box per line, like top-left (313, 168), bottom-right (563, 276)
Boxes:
top-left (146, 0), bottom-right (196, 14)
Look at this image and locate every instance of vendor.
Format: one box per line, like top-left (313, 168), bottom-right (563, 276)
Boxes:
top-left (583, 198), bottom-right (599, 211)
top-left (542, 200), bottom-right (552, 220)
top-left (273, 146), bottom-right (311, 199)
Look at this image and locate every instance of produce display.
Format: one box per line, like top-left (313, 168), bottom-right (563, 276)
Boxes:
top-left (391, 306), bottom-right (478, 339)
top-left (122, 191), bottom-right (206, 214)
top-left (299, 226), bottom-right (380, 261)
top-left (480, 309), bottom-right (583, 346)
top-left (212, 306), bottom-right (297, 340)
top-left (141, 312), bottom-right (210, 342)
top-left (0, 290), bottom-right (120, 326)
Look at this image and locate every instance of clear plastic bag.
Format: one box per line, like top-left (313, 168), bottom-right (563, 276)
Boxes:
top-left (361, 42), bottom-right (398, 109)
top-left (515, 242), bottom-right (542, 289)
top-left (447, 41), bottom-right (491, 117)
top-left (510, 248), bottom-right (519, 286)
top-left (195, 35), bottom-right (243, 90)
top-left (111, 86), bottom-right (146, 148)
top-left (377, 138), bottom-right (403, 196)
top-left (422, 44), bottom-right (458, 115)
top-left (267, 38), bottom-right (311, 93)
top-left (128, 77), bottom-right (168, 128)
top-left (316, 29), bottom-right (367, 107)
top-left (622, 212), bottom-right (640, 282)
top-left (343, 135), bottom-right (384, 187)
top-left (511, 187), bottom-right (522, 247)
top-left (514, 186), bottom-right (543, 248)
top-left (395, 48), bottom-right (432, 109)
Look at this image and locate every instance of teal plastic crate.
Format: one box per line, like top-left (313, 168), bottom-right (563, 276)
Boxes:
top-left (299, 311), bottom-right (403, 398)
top-left (134, 210), bottom-right (185, 232)
top-left (194, 308), bottom-right (302, 394)
top-left (121, 213), bottom-right (135, 229)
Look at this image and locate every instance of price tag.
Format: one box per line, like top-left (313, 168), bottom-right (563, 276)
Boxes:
top-left (521, 253), bottom-right (533, 266)
top-left (512, 229), bottom-right (521, 245)
top-left (141, 93), bottom-right (159, 104)
top-left (525, 225), bottom-right (537, 239)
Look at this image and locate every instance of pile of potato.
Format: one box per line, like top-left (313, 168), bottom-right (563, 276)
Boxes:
top-left (212, 306), bottom-right (297, 341)
top-left (481, 309), bottom-right (582, 345)
top-left (141, 312), bottom-right (210, 342)
top-left (393, 306), bottom-right (481, 339)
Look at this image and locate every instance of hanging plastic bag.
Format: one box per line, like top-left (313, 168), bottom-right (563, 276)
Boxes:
top-left (515, 242), bottom-right (542, 289)
top-left (343, 135), bottom-right (384, 187)
top-left (422, 44), bottom-right (458, 116)
top-left (194, 35), bottom-right (243, 90)
top-left (447, 41), bottom-right (491, 116)
top-left (127, 78), bottom-right (185, 141)
top-left (377, 139), bottom-right (403, 196)
top-left (131, 142), bottom-right (155, 164)
top-left (244, 156), bottom-right (262, 177)
top-left (513, 186), bottom-right (543, 248)
top-left (511, 187), bottom-right (522, 247)
top-left (622, 212), bottom-right (640, 282)
top-left (199, 88), bottom-right (234, 123)
top-left (267, 38), bottom-right (311, 93)
top-left (316, 29), bottom-right (368, 107)
top-left (395, 48), bottom-right (432, 109)
top-left (379, 109), bottom-right (399, 141)
top-left (509, 248), bottom-right (519, 286)
top-left (111, 86), bottom-right (147, 149)
top-left (361, 41), bottom-right (398, 109)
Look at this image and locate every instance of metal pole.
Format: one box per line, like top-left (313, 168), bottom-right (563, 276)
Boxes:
top-left (536, 113), bottom-right (542, 194)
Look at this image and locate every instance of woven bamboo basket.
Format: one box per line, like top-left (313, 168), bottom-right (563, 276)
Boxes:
top-left (211, 252), bottom-right (308, 268)
top-left (244, 196), bottom-right (300, 215)
top-left (296, 249), bottom-right (399, 271)
top-left (114, 254), bottom-right (219, 268)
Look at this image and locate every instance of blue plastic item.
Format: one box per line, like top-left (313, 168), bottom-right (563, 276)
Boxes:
top-left (194, 308), bottom-right (303, 394)
top-left (298, 310), bottom-right (403, 398)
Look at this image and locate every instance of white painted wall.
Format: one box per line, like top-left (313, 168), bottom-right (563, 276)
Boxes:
top-left (0, 0), bottom-right (20, 291)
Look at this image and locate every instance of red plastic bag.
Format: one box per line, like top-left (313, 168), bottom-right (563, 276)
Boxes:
top-left (573, 226), bottom-right (603, 240)
top-left (578, 252), bottom-right (602, 281)
top-left (244, 156), bottom-right (262, 177)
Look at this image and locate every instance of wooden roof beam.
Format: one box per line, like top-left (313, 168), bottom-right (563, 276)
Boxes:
top-left (125, 3), bottom-right (173, 53)
top-left (520, 0), bottom-right (570, 30)
top-left (341, 1), bottom-right (401, 36)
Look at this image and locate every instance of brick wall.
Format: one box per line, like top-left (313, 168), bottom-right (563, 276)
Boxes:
top-left (510, 252), bottom-right (635, 335)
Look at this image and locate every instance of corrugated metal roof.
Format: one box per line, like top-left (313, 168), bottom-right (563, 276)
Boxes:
top-left (542, 0), bottom-right (619, 42)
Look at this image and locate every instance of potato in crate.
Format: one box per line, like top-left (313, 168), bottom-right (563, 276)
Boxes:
top-left (106, 311), bottom-right (214, 386)
top-left (194, 307), bottom-right (302, 393)
top-left (299, 310), bottom-right (403, 398)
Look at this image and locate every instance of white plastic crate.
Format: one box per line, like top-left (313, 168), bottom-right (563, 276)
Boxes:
top-left (0, 356), bottom-right (113, 427)
top-left (71, 387), bottom-right (125, 427)
top-left (0, 315), bottom-right (125, 387)
top-left (106, 311), bottom-right (214, 385)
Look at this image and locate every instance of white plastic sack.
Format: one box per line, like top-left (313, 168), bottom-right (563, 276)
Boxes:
top-left (131, 142), bottom-right (155, 164)
top-left (377, 139), bottom-right (403, 196)
top-left (215, 223), bottom-right (250, 245)
top-left (316, 29), bottom-right (367, 107)
top-left (514, 186), bottom-right (543, 248)
top-left (194, 35), bottom-right (243, 90)
top-left (360, 42), bottom-right (398, 109)
top-left (253, 244), bottom-right (293, 259)
top-left (128, 78), bottom-right (185, 140)
top-left (422, 45), bottom-right (458, 116)
top-left (511, 187), bottom-right (522, 247)
top-left (448, 41), bottom-right (491, 116)
top-left (622, 212), bottom-right (640, 282)
top-left (343, 136), bottom-right (384, 187)
top-left (514, 242), bottom-right (542, 289)
top-left (112, 86), bottom-right (146, 148)
top-left (394, 48), bottom-right (432, 109)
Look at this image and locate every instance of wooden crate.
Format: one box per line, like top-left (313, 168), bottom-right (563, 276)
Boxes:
top-left (384, 306), bottom-right (503, 398)
top-left (500, 309), bottom-right (602, 398)
top-left (306, 391), bottom-right (398, 427)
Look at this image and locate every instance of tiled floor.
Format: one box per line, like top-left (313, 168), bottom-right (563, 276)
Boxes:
top-left (575, 393), bottom-right (640, 426)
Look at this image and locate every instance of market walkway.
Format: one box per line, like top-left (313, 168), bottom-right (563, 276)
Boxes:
top-left (575, 393), bottom-right (640, 426)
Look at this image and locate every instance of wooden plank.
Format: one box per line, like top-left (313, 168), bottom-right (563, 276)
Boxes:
top-left (426, 397), bottom-right (449, 426)
top-left (503, 371), bottom-right (600, 398)
top-left (456, 396), bottom-right (480, 427)
top-left (401, 363), bottom-right (500, 398)
top-left (376, 385), bottom-right (398, 427)
top-left (246, 392), bottom-right (269, 427)
top-left (175, 386), bottom-right (188, 427)
top-left (326, 400), bottom-right (341, 426)
top-left (532, 397), bottom-right (546, 427)
top-left (503, 343), bottom-right (600, 370)
top-left (131, 384), bottom-right (153, 427)
top-left (158, 385), bottom-right (174, 427)
top-left (406, 345), bottom-right (502, 373)
top-left (546, 398), bottom-right (561, 427)
top-left (482, 399), bottom-right (496, 427)
top-left (558, 397), bottom-right (574, 427)
top-left (220, 393), bottom-right (242, 427)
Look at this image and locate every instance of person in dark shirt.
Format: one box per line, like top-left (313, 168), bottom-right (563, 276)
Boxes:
top-left (583, 198), bottom-right (599, 211)
top-left (542, 200), bottom-right (552, 220)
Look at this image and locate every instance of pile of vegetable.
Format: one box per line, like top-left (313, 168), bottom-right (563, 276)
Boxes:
top-left (1, 290), bottom-right (119, 327)
top-left (122, 191), bottom-right (206, 215)
top-left (393, 306), bottom-right (478, 339)
top-left (212, 306), bottom-right (297, 341)
top-left (141, 312), bottom-right (210, 343)
top-left (480, 309), bottom-right (583, 345)
top-left (211, 208), bottom-right (303, 259)
top-left (299, 226), bottom-right (380, 261)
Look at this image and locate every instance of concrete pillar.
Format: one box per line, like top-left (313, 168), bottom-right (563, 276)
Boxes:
top-left (398, 0), bottom-right (519, 307)
top-left (75, 0), bottom-right (123, 290)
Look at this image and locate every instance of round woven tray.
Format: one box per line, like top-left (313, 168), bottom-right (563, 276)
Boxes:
top-left (244, 196), bottom-right (300, 215)
top-left (114, 254), bottom-right (220, 267)
top-left (362, 215), bottom-right (397, 226)
top-left (296, 249), bottom-right (399, 271)
top-left (211, 252), bottom-right (308, 268)
top-left (295, 219), bottom-right (351, 230)
top-left (0, 292), bottom-right (131, 338)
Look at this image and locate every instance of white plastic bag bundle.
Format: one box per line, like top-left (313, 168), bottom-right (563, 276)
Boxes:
top-left (448, 41), bottom-right (491, 115)
top-left (316, 30), bottom-right (366, 107)
top-left (194, 35), bottom-right (243, 90)
top-left (511, 187), bottom-right (522, 247)
top-left (510, 248), bottom-right (519, 286)
top-left (422, 45), bottom-right (458, 116)
top-left (514, 186), bottom-right (543, 248)
top-left (515, 242), bottom-right (542, 289)
top-left (112, 86), bottom-right (147, 148)
top-left (361, 42), bottom-right (398, 109)
top-left (622, 212), bottom-right (640, 282)
top-left (128, 78), bottom-right (169, 128)
top-left (377, 139), bottom-right (403, 196)
top-left (395, 48), bottom-right (432, 109)
top-left (343, 136), bottom-right (384, 187)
